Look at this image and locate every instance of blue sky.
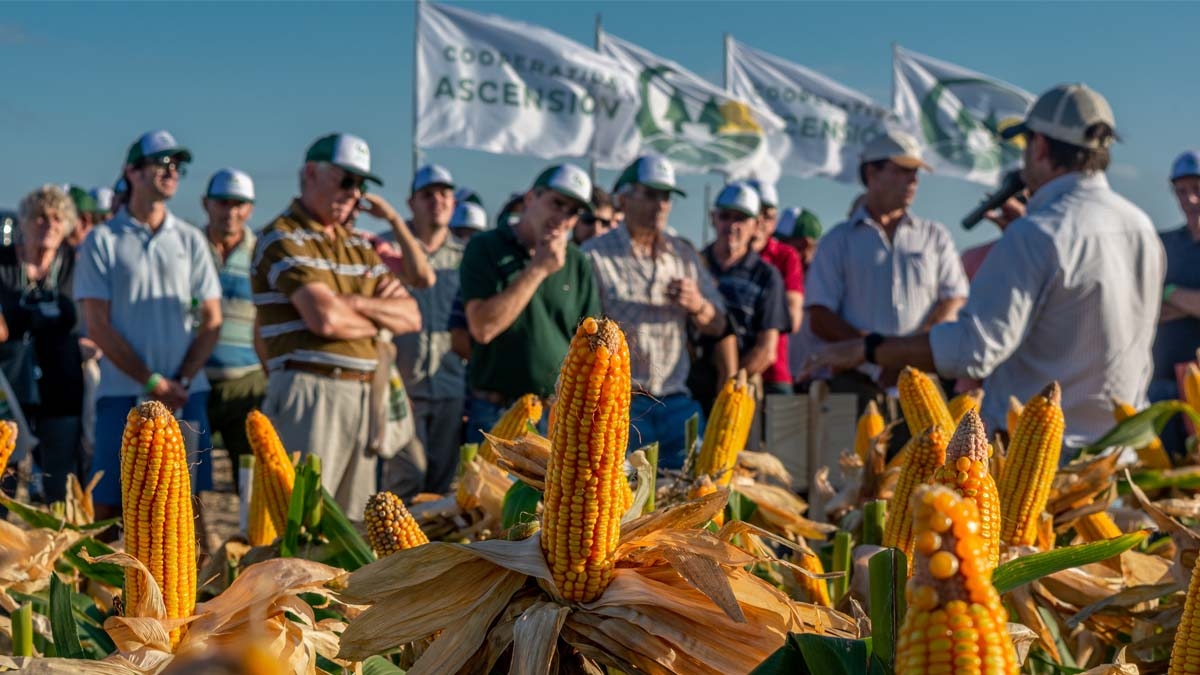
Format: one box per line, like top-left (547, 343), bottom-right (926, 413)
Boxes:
top-left (2, 1), bottom-right (1197, 250)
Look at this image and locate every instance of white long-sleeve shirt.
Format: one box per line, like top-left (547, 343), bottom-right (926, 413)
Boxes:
top-left (930, 172), bottom-right (1166, 447)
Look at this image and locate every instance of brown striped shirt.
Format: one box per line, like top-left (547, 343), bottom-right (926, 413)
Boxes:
top-left (250, 199), bottom-right (391, 372)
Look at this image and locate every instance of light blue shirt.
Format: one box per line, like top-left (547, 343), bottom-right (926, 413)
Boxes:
top-left (930, 172), bottom-right (1166, 447)
top-left (804, 207), bottom-right (969, 337)
top-left (74, 206), bottom-right (222, 398)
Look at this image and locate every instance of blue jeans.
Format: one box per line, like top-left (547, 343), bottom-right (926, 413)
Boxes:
top-left (465, 395), bottom-right (548, 445)
top-left (629, 393), bottom-right (705, 470)
top-left (90, 393), bottom-right (214, 507)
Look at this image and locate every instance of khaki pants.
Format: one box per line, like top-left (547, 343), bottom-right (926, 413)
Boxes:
top-left (263, 370), bottom-right (376, 520)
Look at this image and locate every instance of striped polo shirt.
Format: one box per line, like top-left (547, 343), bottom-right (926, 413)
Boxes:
top-left (250, 200), bottom-right (390, 372)
top-left (205, 226), bottom-right (260, 381)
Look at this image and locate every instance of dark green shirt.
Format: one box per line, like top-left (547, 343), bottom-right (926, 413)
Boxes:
top-left (460, 223), bottom-right (601, 398)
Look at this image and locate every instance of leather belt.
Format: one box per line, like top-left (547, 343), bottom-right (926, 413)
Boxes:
top-left (283, 360), bottom-right (373, 383)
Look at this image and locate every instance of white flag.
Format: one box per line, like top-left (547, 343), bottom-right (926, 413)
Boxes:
top-left (893, 45), bottom-right (1034, 185)
top-left (416, 3), bottom-right (640, 163)
top-left (728, 39), bottom-right (896, 184)
top-left (598, 32), bottom-right (785, 181)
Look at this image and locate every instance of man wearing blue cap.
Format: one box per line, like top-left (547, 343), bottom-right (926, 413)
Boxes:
top-left (76, 130), bottom-right (223, 520)
top-left (1150, 151), bottom-right (1200, 454)
top-left (460, 164), bottom-right (601, 440)
top-left (691, 183), bottom-right (789, 412)
top-left (583, 155), bottom-right (727, 467)
top-left (201, 169), bottom-right (262, 492)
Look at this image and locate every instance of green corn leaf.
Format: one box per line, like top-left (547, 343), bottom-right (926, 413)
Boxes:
top-left (993, 529), bottom-right (1150, 595)
top-left (0, 495), bottom-right (118, 534)
top-left (316, 489), bottom-right (375, 571)
top-left (12, 603), bottom-right (33, 657)
top-left (362, 655), bottom-right (407, 674)
top-left (49, 575), bottom-right (85, 659)
top-left (501, 480), bottom-right (542, 529)
top-left (749, 633), bottom-right (874, 675)
top-left (831, 531), bottom-right (852, 604)
top-left (862, 500), bottom-right (886, 547)
top-left (1081, 400), bottom-right (1200, 456)
top-left (868, 548), bottom-right (906, 673)
top-left (64, 538), bottom-right (124, 588)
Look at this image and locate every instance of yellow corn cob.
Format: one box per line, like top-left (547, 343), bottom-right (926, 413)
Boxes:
top-left (882, 425), bottom-right (949, 560)
top-left (245, 410), bottom-right (295, 534)
top-left (997, 383), bottom-right (1064, 547)
top-left (120, 401), bottom-right (196, 647)
top-left (364, 492), bottom-right (428, 557)
top-left (934, 410), bottom-right (1001, 571)
top-left (620, 477), bottom-right (634, 515)
top-left (896, 484), bottom-right (1018, 675)
top-left (692, 370), bottom-right (756, 488)
top-left (792, 547), bottom-right (831, 607)
top-left (898, 367), bottom-right (954, 437)
top-left (0, 420), bottom-right (16, 474)
top-left (1170, 532), bottom-right (1200, 675)
top-left (1111, 398), bottom-right (1172, 470)
top-left (246, 462), bottom-right (278, 547)
top-left (1006, 396), bottom-right (1024, 434)
top-left (1075, 510), bottom-right (1122, 543)
top-left (854, 400), bottom-right (885, 461)
top-left (541, 317), bottom-right (630, 603)
top-left (1186, 362), bottom-right (1200, 412)
top-left (687, 475), bottom-right (722, 526)
top-left (948, 389), bottom-right (984, 424)
top-left (479, 394), bottom-right (543, 463)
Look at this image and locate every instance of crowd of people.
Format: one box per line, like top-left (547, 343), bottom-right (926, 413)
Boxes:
top-left (0, 81), bottom-right (1197, 528)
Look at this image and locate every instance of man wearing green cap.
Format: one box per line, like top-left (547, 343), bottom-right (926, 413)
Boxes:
top-left (775, 207), bottom-right (823, 272)
top-left (583, 155), bottom-right (727, 468)
top-left (76, 130), bottom-right (223, 520)
top-left (460, 163), bottom-right (601, 440)
top-left (252, 133), bottom-right (421, 517)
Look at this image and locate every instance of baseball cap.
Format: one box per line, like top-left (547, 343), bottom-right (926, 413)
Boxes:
top-left (775, 207), bottom-right (823, 239)
top-left (126, 130), bottom-right (192, 165)
top-left (89, 187), bottom-right (114, 213)
top-left (745, 179), bottom-right (778, 209)
top-left (713, 183), bottom-right (761, 218)
top-left (531, 164), bottom-right (594, 212)
top-left (450, 202), bottom-right (488, 232)
top-left (860, 129), bottom-right (931, 170)
top-left (1171, 151), bottom-right (1200, 181)
top-left (205, 168), bottom-right (256, 203)
top-left (1000, 83), bottom-right (1117, 149)
top-left (113, 177), bottom-right (129, 196)
top-left (613, 155), bottom-right (687, 196)
top-left (497, 193), bottom-right (524, 229)
top-left (305, 133), bottom-right (383, 186)
top-left (455, 186), bottom-right (483, 206)
top-left (412, 164), bottom-right (454, 194)
top-left (67, 186), bottom-right (97, 216)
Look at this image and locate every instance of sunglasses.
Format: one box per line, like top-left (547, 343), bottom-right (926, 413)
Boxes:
top-left (139, 155), bottom-right (187, 177)
top-left (581, 215), bottom-right (614, 228)
top-left (339, 171), bottom-right (368, 193)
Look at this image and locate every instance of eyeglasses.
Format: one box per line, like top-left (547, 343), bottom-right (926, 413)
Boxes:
top-left (139, 155), bottom-right (187, 177)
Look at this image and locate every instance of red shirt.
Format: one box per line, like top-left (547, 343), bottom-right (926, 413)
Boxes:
top-left (759, 238), bottom-right (804, 384)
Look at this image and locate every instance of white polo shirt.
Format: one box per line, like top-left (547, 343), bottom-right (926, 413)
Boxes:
top-left (74, 206), bottom-right (222, 398)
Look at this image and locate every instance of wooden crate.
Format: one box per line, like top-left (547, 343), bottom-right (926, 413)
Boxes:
top-left (761, 386), bottom-right (859, 492)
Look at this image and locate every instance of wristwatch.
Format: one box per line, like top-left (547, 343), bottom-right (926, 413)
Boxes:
top-left (864, 333), bottom-right (885, 365)
top-left (178, 375), bottom-right (192, 390)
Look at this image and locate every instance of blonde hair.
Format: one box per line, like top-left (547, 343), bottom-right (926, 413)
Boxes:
top-left (18, 184), bottom-right (79, 237)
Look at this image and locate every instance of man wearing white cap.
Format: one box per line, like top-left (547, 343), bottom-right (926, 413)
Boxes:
top-left (461, 164), bottom-right (601, 441)
top-left (691, 183), bottom-right (789, 410)
top-left (745, 181), bottom-right (804, 395)
top-left (380, 164), bottom-right (470, 499)
top-left (252, 133), bottom-right (421, 516)
top-left (804, 129), bottom-right (968, 408)
top-left (76, 129), bottom-right (223, 519)
top-left (810, 84), bottom-right (1165, 448)
top-left (1150, 151), bottom-right (1200, 454)
top-left (583, 155), bottom-right (727, 468)
top-left (201, 169), bottom-right (263, 492)
top-left (449, 200), bottom-right (488, 243)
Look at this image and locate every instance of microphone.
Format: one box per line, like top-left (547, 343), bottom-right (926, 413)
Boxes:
top-left (961, 170), bottom-right (1025, 230)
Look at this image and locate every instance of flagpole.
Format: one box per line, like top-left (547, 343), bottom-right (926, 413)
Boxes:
top-left (589, 13), bottom-right (602, 183)
top-left (411, 0), bottom-right (422, 175)
top-left (719, 33), bottom-right (733, 185)
top-left (701, 182), bottom-right (712, 247)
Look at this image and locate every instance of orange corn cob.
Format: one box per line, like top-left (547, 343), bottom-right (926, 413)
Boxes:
top-left (1075, 510), bottom-right (1122, 543)
top-left (854, 400), bottom-right (885, 461)
top-left (0, 420), bottom-right (16, 474)
top-left (997, 383), bottom-right (1064, 547)
top-left (692, 370), bottom-right (756, 487)
top-left (541, 317), bottom-right (631, 603)
top-left (246, 461), bottom-right (278, 547)
top-left (948, 389), bottom-right (984, 424)
top-left (120, 401), bottom-right (196, 647)
top-left (1170, 523), bottom-right (1200, 675)
top-left (934, 410), bottom-right (1001, 570)
top-left (896, 484), bottom-right (1018, 675)
top-left (793, 547), bottom-right (831, 607)
top-left (899, 367), bottom-right (954, 437)
top-left (364, 492), bottom-right (428, 556)
top-left (883, 425), bottom-right (949, 560)
top-left (479, 394), bottom-right (543, 463)
top-left (1006, 396), bottom-right (1024, 435)
top-left (245, 410), bottom-right (295, 534)
top-left (1112, 398), bottom-right (1172, 470)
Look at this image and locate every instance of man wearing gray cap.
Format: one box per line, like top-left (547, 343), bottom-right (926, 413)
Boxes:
top-left (804, 129), bottom-right (968, 405)
top-left (809, 84), bottom-right (1165, 449)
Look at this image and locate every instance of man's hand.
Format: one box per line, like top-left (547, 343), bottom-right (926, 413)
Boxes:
top-left (530, 230), bottom-right (568, 276)
top-left (357, 193), bottom-right (403, 225)
top-left (149, 377), bottom-right (189, 410)
top-left (1161, 302), bottom-right (1189, 323)
top-left (800, 337), bottom-right (866, 380)
top-left (984, 194), bottom-right (1027, 229)
top-left (373, 276), bottom-right (406, 299)
top-left (666, 277), bottom-right (705, 314)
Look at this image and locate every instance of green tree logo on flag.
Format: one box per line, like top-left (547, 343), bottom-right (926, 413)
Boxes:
top-left (634, 66), bottom-right (764, 169)
top-left (919, 77), bottom-right (1027, 173)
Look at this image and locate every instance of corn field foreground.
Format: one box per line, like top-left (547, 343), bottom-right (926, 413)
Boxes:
top-left (2, 334), bottom-right (1200, 674)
